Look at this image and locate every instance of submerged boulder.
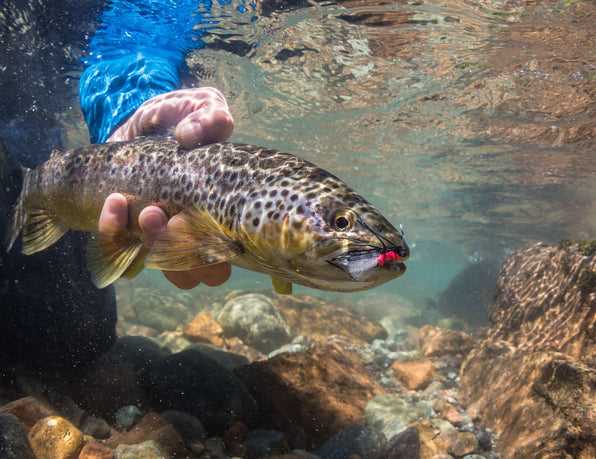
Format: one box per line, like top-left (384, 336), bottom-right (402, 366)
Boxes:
top-left (459, 241), bottom-right (596, 458)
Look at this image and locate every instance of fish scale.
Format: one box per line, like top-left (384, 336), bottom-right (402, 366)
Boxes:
top-left (7, 136), bottom-right (409, 293)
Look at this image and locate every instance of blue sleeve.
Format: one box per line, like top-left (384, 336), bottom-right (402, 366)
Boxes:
top-left (80, 0), bottom-right (220, 143)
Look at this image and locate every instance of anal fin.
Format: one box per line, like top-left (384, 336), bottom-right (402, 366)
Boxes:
top-left (22, 209), bottom-right (69, 255)
top-left (271, 276), bottom-right (292, 295)
top-left (87, 233), bottom-right (144, 288)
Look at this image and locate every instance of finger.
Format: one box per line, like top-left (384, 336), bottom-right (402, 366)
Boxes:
top-left (138, 206), bottom-right (169, 247)
top-left (99, 193), bottom-right (128, 234)
top-left (163, 263), bottom-right (231, 290)
top-left (175, 105), bottom-right (234, 148)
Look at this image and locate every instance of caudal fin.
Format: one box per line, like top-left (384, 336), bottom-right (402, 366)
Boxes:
top-left (5, 167), bottom-right (69, 254)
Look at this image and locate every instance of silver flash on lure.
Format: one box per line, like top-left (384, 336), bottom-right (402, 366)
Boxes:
top-left (6, 137), bottom-right (409, 294)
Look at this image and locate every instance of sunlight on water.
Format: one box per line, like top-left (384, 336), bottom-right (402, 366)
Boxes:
top-left (177, 0), bottom-right (595, 304)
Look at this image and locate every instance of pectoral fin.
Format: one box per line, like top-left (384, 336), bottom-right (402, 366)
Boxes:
top-left (271, 276), bottom-right (292, 295)
top-left (87, 233), bottom-right (144, 288)
top-left (145, 206), bottom-right (243, 271)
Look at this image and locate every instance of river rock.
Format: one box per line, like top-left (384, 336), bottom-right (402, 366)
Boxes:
top-left (317, 424), bottom-right (386, 459)
top-left (114, 440), bottom-right (167, 459)
top-left (183, 311), bottom-right (226, 347)
top-left (243, 429), bottom-right (289, 458)
top-left (391, 359), bottom-right (436, 390)
top-left (419, 325), bottom-right (476, 357)
top-left (27, 416), bottom-right (83, 459)
top-left (78, 443), bottom-right (115, 459)
top-left (0, 396), bottom-right (56, 431)
top-left (459, 241), bottom-right (596, 458)
top-left (271, 293), bottom-right (387, 343)
top-left (236, 340), bottom-right (386, 448)
top-left (107, 412), bottom-right (188, 457)
top-left (381, 426), bottom-right (419, 459)
top-left (364, 394), bottom-right (433, 442)
top-left (138, 348), bottom-right (258, 435)
top-left (160, 410), bottom-right (206, 443)
top-left (215, 293), bottom-right (292, 353)
top-left (0, 413), bottom-right (35, 459)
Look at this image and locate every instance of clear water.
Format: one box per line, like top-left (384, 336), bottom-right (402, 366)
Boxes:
top-left (72, 0), bottom-right (595, 312)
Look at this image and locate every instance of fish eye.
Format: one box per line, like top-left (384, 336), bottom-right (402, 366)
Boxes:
top-left (330, 209), bottom-right (357, 231)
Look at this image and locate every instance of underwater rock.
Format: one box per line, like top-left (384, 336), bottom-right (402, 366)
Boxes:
top-left (67, 358), bottom-right (146, 421)
top-left (243, 429), bottom-right (289, 458)
top-left (126, 288), bottom-right (192, 333)
top-left (160, 410), bottom-right (207, 443)
top-left (115, 406), bottom-right (144, 430)
top-left (0, 413), bottom-right (35, 459)
top-left (459, 242), bottom-right (596, 458)
top-left (107, 413), bottom-right (189, 457)
top-left (138, 349), bottom-right (258, 435)
top-left (236, 339), bottom-right (385, 448)
top-left (114, 440), bottom-right (167, 459)
top-left (215, 293), bottom-right (292, 354)
top-left (0, 396), bottom-right (57, 431)
top-left (317, 424), bottom-right (386, 459)
top-left (27, 415), bottom-right (83, 459)
top-left (78, 443), bottom-right (115, 459)
top-left (183, 311), bottom-right (226, 347)
top-left (381, 426), bottom-right (419, 459)
top-left (364, 394), bottom-right (433, 442)
top-left (419, 325), bottom-right (476, 358)
top-left (271, 293), bottom-right (387, 343)
top-left (391, 359), bottom-right (436, 391)
top-left (189, 343), bottom-right (251, 370)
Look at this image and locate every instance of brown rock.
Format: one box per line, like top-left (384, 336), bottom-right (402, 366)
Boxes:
top-left (0, 396), bottom-right (56, 432)
top-left (269, 293), bottom-right (387, 343)
top-left (78, 443), bottom-right (115, 459)
top-left (183, 311), bottom-right (226, 347)
top-left (443, 407), bottom-right (464, 427)
top-left (410, 422), bottom-right (444, 459)
top-left (448, 431), bottom-right (478, 457)
top-left (419, 325), bottom-right (476, 357)
top-left (459, 242), bottom-right (596, 458)
top-left (104, 412), bottom-right (189, 457)
top-left (391, 360), bottom-right (435, 391)
top-left (28, 416), bottom-right (83, 459)
top-left (236, 340), bottom-right (386, 448)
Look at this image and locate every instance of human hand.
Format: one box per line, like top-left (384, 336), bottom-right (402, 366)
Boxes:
top-left (107, 87), bottom-right (234, 148)
top-left (99, 193), bottom-right (232, 289)
top-left (100, 87), bottom-right (234, 288)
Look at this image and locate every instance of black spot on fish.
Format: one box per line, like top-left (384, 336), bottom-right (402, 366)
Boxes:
top-left (273, 212), bottom-right (280, 220)
top-left (280, 180), bottom-right (290, 187)
top-left (267, 210), bottom-right (274, 219)
top-left (229, 171), bottom-right (238, 182)
top-left (292, 220), bottom-right (303, 230)
top-left (281, 189), bottom-right (289, 197)
top-left (174, 191), bottom-right (182, 200)
top-left (252, 217), bottom-right (260, 227)
top-left (265, 201), bottom-right (273, 209)
top-left (254, 201), bottom-right (262, 209)
top-left (290, 193), bottom-right (299, 202)
top-left (297, 205), bottom-right (305, 214)
top-left (305, 192), bottom-right (317, 200)
top-left (194, 192), bottom-right (201, 203)
top-left (270, 190), bottom-right (278, 197)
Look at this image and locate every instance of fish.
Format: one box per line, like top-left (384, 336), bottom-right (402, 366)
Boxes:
top-left (6, 137), bottom-right (409, 293)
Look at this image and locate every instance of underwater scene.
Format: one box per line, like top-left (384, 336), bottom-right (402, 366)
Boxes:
top-left (0, 0), bottom-right (594, 458)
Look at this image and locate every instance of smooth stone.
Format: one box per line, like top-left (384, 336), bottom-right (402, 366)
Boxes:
top-left (183, 311), bottom-right (226, 347)
top-left (215, 293), bottom-right (292, 353)
top-left (78, 443), bottom-right (115, 459)
top-left (160, 410), bottom-right (206, 442)
top-left (114, 440), bottom-right (167, 459)
top-left (138, 350), bottom-right (258, 435)
top-left (365, 394), bottom-right (433, 441)
top-left (449, 431), bottom-right (479, 457)
top-left (0, 396), bottom-right (56, 431)
top-left (108, 336), bottom-right (171, 374)
top-left (27, 416), bottom-right (83, 459)
top-left (115, 406), bottom-right (144, 430)
top-left (317, 425), bottom-right (385, 459)
top-left (188, 343), bottom-right (250, 370)
top-left (419, 325), bottom-right (476, 358)
top-left (243, 429), bottom-right (289, 458)
top-left (382, 426), bottom-right (420, 459)
top-left (391, 359), bottom-right (436, 391)
top-left (0, 413), bottom-right (35, 459)
top-left (80, 415), bottom-right (112, 439)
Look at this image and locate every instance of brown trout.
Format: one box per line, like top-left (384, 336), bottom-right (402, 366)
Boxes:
top-left (6, 137), bottom-right (409, 293)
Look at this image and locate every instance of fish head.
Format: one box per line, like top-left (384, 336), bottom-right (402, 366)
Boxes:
top-left (290, 194), bottom-right (410, 292)
top-left (239, 175), bottom-right (409, 292)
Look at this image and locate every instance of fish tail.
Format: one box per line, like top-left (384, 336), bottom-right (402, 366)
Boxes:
top-left (5, 167), bottom-right (30, 252)
top-left (6, 167), bottom-right (69, 255)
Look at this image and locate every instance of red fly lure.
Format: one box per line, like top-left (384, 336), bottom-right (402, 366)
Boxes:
top-left (377, 251), bottom-right (400, 266)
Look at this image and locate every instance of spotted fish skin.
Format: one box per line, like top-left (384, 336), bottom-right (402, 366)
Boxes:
top-left (7, 137), bottom-right (409, 292)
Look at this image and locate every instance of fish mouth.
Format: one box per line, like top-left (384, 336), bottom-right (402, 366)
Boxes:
top-left (328, 244), bottom-right (408, 280)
